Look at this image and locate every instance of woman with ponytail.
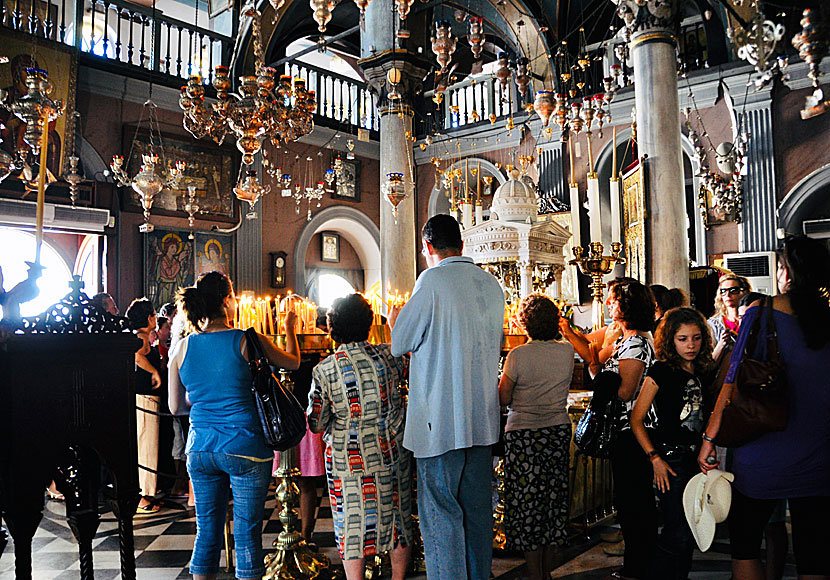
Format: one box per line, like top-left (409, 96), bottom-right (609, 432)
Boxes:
top-left (699, 236), bottom-right (830, 579)
top-left (168, 271), bottom-right (300, 580)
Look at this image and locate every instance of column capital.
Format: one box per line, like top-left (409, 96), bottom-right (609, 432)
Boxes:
top-left (359, 51), bottom-right (432, 108)
top-left (613, 0), bottom-right (682, 44)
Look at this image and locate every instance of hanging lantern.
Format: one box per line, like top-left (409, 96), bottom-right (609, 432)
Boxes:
top-left (353, 0), bottom-right (370, 17)
top-left (6, 68), bottom-right (65, 155)
top-left (387, 67), bottom-right (402, 101)
top-left (468, 16), bottom-right (484, 60)
top-left (310, 0), bottom-right (335, 32)
top-left (580, 96), bottom-right (595, 132)
top-left (534, 90), bottom-right (556, 127)
top-left (112, 154), bottom-right (165, 223)
top-left (185, 184), bottom-right (200, 239)
top-left (233, 169), bottom-right (270, 216)
top-left (495, 52), bottom-right (511, 89)
top-left (432, 20), bottom-right (457, 73)
top-left (515, 57), bottom-right (531, 97)
top-left (568, 101), bottom-right (583, 135)
top-left (64, 155), bottom-right (83, 207)
top-left (382, 172), bottom-right (408, 217)
top-left (396, 0), bottom-right (414, 20)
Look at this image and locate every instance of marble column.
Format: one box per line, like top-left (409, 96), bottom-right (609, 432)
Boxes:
top-left (359, 0), bottom-right (430, 301)
top-left (616, 0), bottom-right (689, 294)
top-left (236, 157), bottom-right (264, 294)
top-left (378, 104), bottom-right (417, 299)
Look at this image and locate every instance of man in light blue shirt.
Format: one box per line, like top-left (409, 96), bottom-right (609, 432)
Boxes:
top-left (390, 214), bottom-right (505, 580)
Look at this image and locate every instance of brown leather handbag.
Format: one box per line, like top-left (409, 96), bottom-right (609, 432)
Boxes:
top-left (716, 297), bottom-right (789, 448)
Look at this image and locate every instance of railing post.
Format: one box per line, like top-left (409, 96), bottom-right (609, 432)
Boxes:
top-left (152, 13), bottom-right (161, 74)
top-left (74, 0), bottom-right (84, 50)
top-left (486, 77), bottom-right (495, 121)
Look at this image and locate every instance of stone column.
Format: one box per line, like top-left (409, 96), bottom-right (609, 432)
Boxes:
top-left (615, 0), bottom-right (689, 293)
top-left (236, 156), bottom-right (264, 293)
top-left (359, 2), bottom-right (430, 301)
top-left (518, 260), bottom-right (534, 298)
top-left (378, 104), bottom-right (417, 299)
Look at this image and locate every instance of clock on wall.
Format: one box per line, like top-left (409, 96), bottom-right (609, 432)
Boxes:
top-left (270, 251), bottom-right (287, 288)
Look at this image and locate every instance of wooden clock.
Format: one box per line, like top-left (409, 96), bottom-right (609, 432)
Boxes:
top-left (270, 251), bottom-right (287, 288)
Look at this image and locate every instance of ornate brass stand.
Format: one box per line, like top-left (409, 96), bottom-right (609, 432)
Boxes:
top-left (263, 371), bottom-right (342, 580)
top-left (568, 242), bottom-right (625, 330)
top-left (492, 459), bottom-right (507, 551)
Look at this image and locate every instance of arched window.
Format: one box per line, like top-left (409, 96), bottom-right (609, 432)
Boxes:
top-left (316, 273), bottom-right (355, 309)
top-left (0, 228), bottom-right (74, 317)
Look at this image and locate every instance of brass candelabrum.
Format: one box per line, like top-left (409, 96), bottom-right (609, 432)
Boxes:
top-left (263, 370), bottom-right (341, 580)
top-left (568, 241), bottom-right (625, 331)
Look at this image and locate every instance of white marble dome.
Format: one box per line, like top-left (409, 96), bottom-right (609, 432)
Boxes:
top-left (489, 169), bottom-right (538, 223)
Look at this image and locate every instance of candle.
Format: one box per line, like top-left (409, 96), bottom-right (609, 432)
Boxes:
top-left (612, 126), bottom-right (618, 179)
top-left (569, 183), bottom-right (581, 249)
top-left (588, 174), bottom-right (602, 242)
top-left (475, 201), bottom-right (483, 225)
top-left (610, 177), bottom-right (621, 243)
top-left (465, 157), bottom-right (470, 202)
top-left (462, 200), bottom-right (473, 229)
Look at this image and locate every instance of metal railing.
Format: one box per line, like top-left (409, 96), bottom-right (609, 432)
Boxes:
top-left (0, 0), bottom-right (233, 85)
top-left (440, 73), bottom-right (516, 129)
top-left (284, 60), bottom-right (379, 133)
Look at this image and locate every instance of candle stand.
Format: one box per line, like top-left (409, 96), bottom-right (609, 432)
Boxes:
top-left (263, 371), bottom-right (342, 580)
top-left (569, 242), bottom-right (625, 330)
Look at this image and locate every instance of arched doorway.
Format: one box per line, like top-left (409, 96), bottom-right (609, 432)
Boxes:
top-left (293, 206), bottom-right (380, 300)
top-left (779, 164), bottom-right (830, 237)
top-left (427, 157), bottom-right (507, 217)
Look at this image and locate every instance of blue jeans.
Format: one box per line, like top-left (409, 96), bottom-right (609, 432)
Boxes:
top-left (416, 446), bottom-right (493, 580)
top-left (187, 452), bottom-right (272, 579)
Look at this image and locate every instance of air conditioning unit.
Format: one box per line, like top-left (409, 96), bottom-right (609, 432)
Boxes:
top-left (723, 251), bottom-right (777, 295)
top-left (0, 198), bottom-right (111, 232)
top-left (803, 218), bottom-right (830, 239)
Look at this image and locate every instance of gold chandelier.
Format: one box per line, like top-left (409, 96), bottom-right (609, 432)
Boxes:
top-left (180, 6), bottom-right (316, 169)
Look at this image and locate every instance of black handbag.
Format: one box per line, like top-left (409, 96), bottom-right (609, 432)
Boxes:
top-left (574, 371), bottom-right (623, 459)
top-left (716, 297), bottom-right (789, 448)
top-left (244, 328), bottom-right (307, 451)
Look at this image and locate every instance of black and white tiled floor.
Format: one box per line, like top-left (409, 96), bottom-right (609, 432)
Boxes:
top-left (0, 486), bottom-right (800, 580)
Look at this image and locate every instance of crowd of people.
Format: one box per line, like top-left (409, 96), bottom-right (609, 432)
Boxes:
top-left (79, 217), bottom-right (828, 580)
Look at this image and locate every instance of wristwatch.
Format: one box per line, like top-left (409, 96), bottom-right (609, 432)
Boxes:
top-left (646, 450), bottom-right (660, 461)
top-left (702, 433), bottom-right (715, 443)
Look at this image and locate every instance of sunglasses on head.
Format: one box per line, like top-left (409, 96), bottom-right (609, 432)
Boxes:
top-left (719, 287), bottom-right (745, 296)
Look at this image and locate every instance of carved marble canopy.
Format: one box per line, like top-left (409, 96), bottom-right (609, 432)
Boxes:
top-left (461, 219), bottom-right (572, 268)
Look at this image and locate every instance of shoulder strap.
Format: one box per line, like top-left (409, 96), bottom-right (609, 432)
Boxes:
top-left (741, 299), bottom-right (764, 361)
top-left (764, 296), bottom-right (781, 363)
top-left (243, 327), bottom-right (266, 362)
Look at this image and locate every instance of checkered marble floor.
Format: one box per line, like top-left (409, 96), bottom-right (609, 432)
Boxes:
top-left (0, 486), bottom-right (799, 580)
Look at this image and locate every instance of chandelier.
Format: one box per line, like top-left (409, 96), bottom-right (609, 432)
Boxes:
top-left (111, 99), bottom-right (185, 232)
top-left (180, 6), bottom-right (316, 193)
top-left (0, 67), bottom-right (65, 184)
top-left (432, 20), bottom-right (457, 74)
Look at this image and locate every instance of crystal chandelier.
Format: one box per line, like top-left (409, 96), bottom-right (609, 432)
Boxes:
top-left (180, 6), bottom-right (316, 176)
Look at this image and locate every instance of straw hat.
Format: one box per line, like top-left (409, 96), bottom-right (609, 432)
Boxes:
top-left (683, 469), bottom-right (734, 552)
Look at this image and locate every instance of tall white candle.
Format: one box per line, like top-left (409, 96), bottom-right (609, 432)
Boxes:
top-left (610, 177), bottom-right (621, 243)
top-left (569, 183), bottom-right (581, 248)
top-left (587, 174), bottom-right (602, 242)
top-left (475, 202), bottom-right (483, 225)
top-left (461, 200), bottom-right (473, 229)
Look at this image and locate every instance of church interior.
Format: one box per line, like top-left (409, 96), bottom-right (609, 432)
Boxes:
top-left (0, 0), bottom-right (829, 576)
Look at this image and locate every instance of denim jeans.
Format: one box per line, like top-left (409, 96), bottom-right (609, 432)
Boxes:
top-left (416, 445), bottom-right (493, 580)
top-left (187, 452), bottom-right (272, 579)
top-left (647, 448), bottom-right (698, 580)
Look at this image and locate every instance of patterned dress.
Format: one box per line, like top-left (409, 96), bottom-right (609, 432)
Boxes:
top-left (603, 334), bottom-right (657, 430)
top-left (307, 341), bottom-right (413, 560)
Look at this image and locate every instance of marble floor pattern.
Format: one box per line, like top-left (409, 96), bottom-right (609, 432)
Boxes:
top-left (0, 486), bottom-right (799, 580)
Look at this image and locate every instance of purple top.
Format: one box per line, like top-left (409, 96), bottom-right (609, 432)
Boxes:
top-left (725, 305), bottom-right (830, 498)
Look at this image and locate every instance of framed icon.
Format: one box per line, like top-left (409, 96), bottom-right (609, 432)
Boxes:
top-left (271, 251), bottom-right (287, 288)
top-left (321, 232), bottom-right (340, 263)
top-left (333, 160), bottom-right (360, 202)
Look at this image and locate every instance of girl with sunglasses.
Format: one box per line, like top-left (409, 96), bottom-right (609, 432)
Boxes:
top-left (708, 274), bottom-right (751, 365)
top-left (630, 307), bottom-right (716, 579)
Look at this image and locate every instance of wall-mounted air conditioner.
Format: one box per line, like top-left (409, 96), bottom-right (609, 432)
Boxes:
top-left (0, 198), bottom-right (111, 232)
top-left (803, 218), bottom-right (830, 239)
top-left (723, 251), bottom-right (777, 295)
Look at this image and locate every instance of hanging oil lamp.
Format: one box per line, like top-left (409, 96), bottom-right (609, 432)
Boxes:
top-left (4, 68), bottom-right (65, 155)
top-left (515, 57), bottom-right (531, 97)
top-left (185, 184), bottom-right (200, 239)
top-left (495, 52), bottom-right (511, 89)
top-left (468, 16), bottom-right (484, 60)
top-left (233, 169), bottom-right (270, 217)
top-left (432, 20), bottom-right (457, 74)
top-left (534, 90), bottom-right (556, 126)
top-left (310, 0), bottom-right (335, 32)
top-left (382, 172), bottom-right (407, 219)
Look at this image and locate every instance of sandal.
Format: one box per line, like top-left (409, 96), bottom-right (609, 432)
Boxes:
top-left (136, 503), bottom-right (161, 515)
top-left (46, 487), bottom-right (64, 502)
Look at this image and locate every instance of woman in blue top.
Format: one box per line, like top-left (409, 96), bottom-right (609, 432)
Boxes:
top-left (168, 272), bottom-right (300, 580)
top-left (699, 235), bottom-right (830, 579)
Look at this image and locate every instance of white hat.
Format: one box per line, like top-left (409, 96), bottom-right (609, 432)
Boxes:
top-left (683, 469), bottom-right (734, 552)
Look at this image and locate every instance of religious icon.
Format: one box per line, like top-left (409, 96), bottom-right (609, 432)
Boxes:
top-left (333, 160), bottom-right (360, 201)
top-left (195, 232), bottom-right (234, 279)
top-left (144, 230), bottom-right (194, 309)
top-left (321, 232), bottom-right (340, 263)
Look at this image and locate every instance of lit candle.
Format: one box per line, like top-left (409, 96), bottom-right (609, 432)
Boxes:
top-left (610, 127), bottom-right (621, 243)
top-left (568, 138), bottom-right (581, 248)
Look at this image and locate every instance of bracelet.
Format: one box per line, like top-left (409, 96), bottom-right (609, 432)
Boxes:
top-left (702, 433), bottom-right (715, 443)
top-left (649, 453), bottom-right (661, 463)
top-left (646, 449), bottom-right (660, 460)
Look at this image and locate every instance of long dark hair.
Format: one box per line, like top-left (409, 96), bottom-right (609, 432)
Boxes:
top-left (654, 307), bottom-right (715, 373)
top-left (777, 236), bottom-right (830, 349)
top-left (176, 271), bottom-right (233, 330)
